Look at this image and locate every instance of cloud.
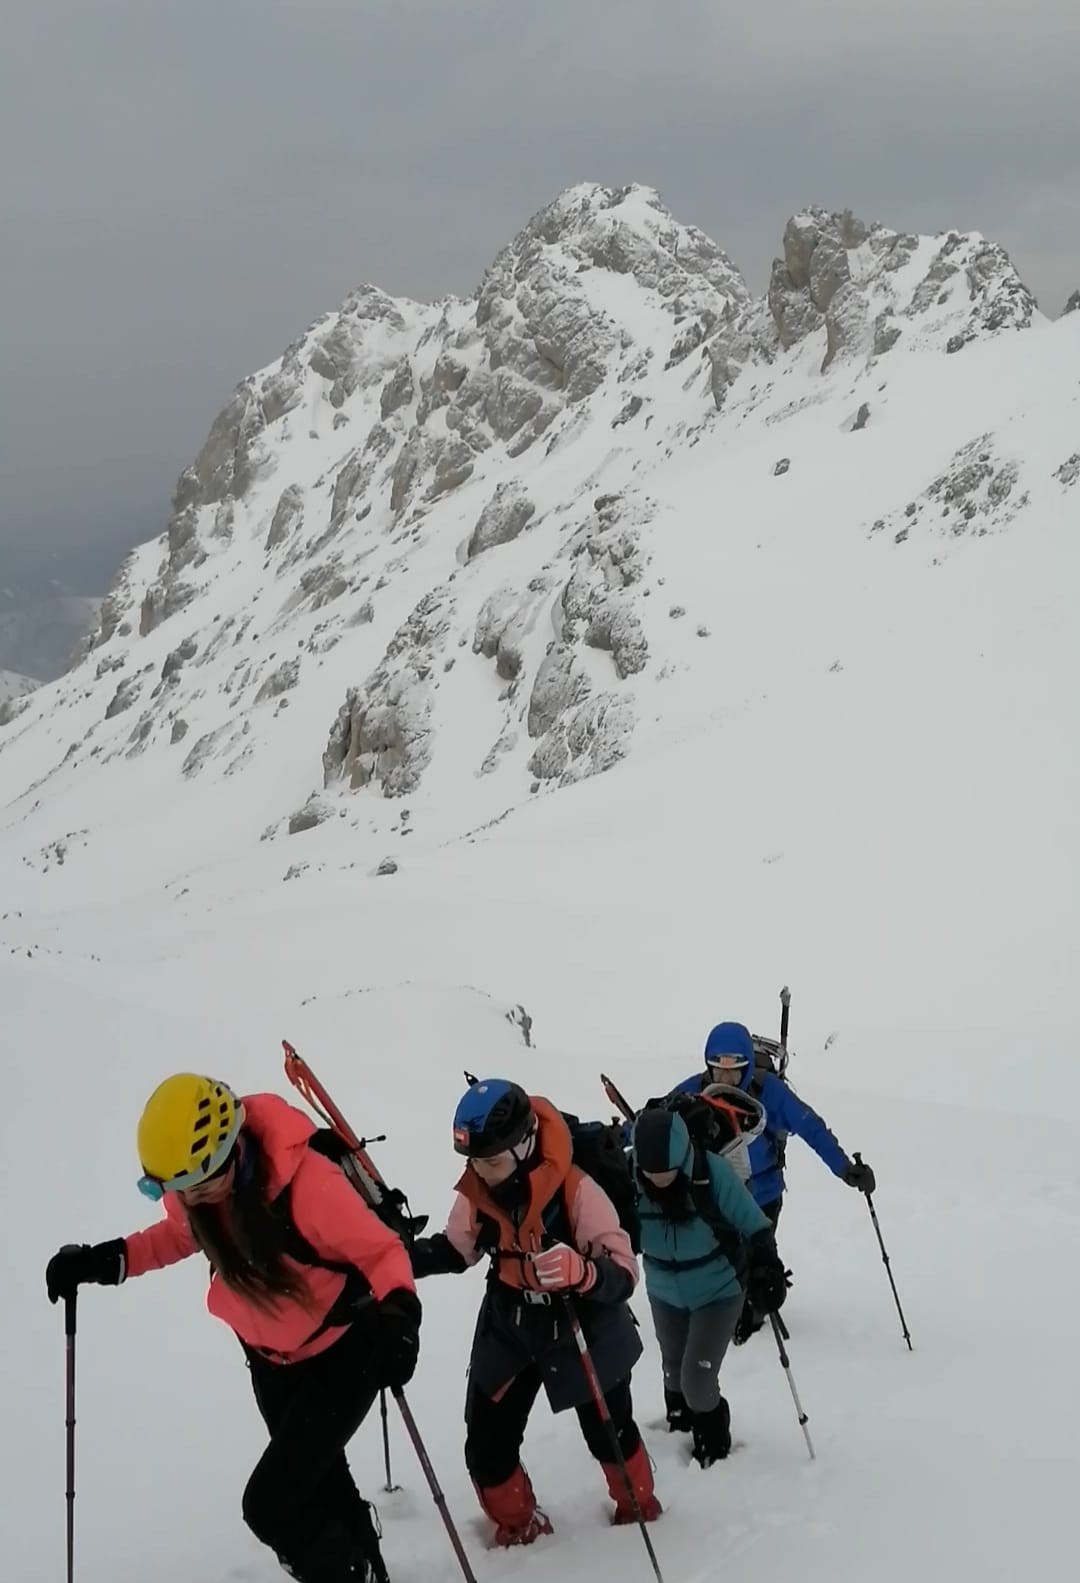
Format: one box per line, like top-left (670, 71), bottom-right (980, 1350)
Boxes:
top-left (1, 0), bottom-right (1076, 588)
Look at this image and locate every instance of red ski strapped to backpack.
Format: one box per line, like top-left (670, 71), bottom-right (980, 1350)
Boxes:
top-left (282, 1040), bottom-right (427, 1245)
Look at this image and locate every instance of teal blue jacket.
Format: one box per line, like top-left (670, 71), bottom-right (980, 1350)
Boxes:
top-left (633, 1113), bottom-right (770, 1311)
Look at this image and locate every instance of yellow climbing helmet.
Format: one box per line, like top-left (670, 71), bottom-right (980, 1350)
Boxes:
top-left (136, 1073), bottom-right (245, 1200)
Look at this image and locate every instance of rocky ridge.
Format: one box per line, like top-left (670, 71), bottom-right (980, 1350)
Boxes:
top-left (3, 185), bottom-right (1053, 841)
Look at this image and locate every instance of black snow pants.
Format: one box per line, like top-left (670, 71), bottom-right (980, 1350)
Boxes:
top-left (243, 1323), bottom-right (385, 1582)
top-left (465, 1364), bottom-right (640, 1488)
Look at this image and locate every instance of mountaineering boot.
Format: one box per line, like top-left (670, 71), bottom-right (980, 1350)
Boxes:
top-left (601, 1441), bottom-right (663, 1525)
top-left (344, 1494), bottom-right (390, 1583)
top-left (278, 1520), bottom-right (364, 1583)
top-left (664, 1386), bottom-right (691, 1432)
top-left (475, 1465), bottom-right (553, 1547)
top-left (690, 1398), bottom-right (732, 1468)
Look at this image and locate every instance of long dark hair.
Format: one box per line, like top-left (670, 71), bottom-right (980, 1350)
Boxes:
top-left (184, 1129), bottom-right (314, 1313)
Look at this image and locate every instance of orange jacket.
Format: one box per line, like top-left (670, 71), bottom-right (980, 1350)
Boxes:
top-left (454, 1097), bottom-right (587, 1291)
top-left (123, 1092), bottom-right (415, 1363)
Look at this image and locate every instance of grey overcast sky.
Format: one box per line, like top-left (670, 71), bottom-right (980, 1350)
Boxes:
top-left (2, 0), bottom-right (1078, 595)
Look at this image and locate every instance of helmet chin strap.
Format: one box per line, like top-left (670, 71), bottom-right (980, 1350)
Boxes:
top-left (489, 1124), bottom-right (539, 1207)
top-left (511, 1123), bottom-right (539, 1165)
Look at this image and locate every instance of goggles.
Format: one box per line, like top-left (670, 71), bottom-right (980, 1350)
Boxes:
top-left (137, 1135), bottom-right (238, 1201)
top-left (707, 1054), bottom-right (749, 1073)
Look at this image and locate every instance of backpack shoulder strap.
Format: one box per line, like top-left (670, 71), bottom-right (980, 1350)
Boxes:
top-left (261, 1177), bottom-right (374, 1357)
top-left (557, 1161), bottom-right (589, 1233)
top-left (270, 1177), bottom-right (356, 1278)
top-left (748, 1072), bottom-right (789, 1160)
top-left (473, 1207), bottom-right (501, 1255)
top-left (686, 1145), bottom-right (747, 1271)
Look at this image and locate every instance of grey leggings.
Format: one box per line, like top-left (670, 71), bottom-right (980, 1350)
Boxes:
top-left (648, 1292), bottom-right (745, 1412)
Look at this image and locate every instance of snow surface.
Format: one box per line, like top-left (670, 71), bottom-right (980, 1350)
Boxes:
top-left (2, 189), bottom-right (1078, 1582)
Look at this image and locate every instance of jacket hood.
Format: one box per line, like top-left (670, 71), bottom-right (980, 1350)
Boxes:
top-left (239, 1091), bottom-right (318, 1197)
top-left (632, 1107), bottom-right (693, 1174)
top-left (703, 1021), bottom-right (755, 1090)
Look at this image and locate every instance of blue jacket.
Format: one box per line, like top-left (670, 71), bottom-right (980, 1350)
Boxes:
top-left (670, 1068), bottom-right (850, 1208)
top-left (632, 1110), bottom-right (770, 1311)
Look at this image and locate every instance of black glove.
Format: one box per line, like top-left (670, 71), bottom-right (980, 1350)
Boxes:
top-left (409, 1233), bottom-right (468, 1279)
top-left (746, 1235), bottom-right (790, 1315)
top-left (46, 1240), bottom-right (126, 1304)
top-left (843, 1159), bottom-right (876, 1195)
top-left (371, 1289), bottom-right (421, 1389)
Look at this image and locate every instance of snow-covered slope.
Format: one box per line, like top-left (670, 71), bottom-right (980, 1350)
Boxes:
top-left (2, 186), bottom-right (1078, 1583)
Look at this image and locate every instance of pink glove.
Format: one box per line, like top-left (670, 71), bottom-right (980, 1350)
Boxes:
top-left (533, 1243), bottom-right (597, 1292)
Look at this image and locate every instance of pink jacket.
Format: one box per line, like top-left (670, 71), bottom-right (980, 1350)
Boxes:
top-left (444, 1172), bottom-right (639, 1287)
top-left (124, 1092), bottom-right (415, 1364)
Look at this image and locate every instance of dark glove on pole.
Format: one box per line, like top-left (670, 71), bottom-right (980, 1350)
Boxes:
top-left (46, 1241), bottom-right (125, 1305)
top-left (372, 1290), bottom-right (422, 1390)
top-left (747, 1232), bottom-right (791, 1314)
top-left (842, 1159), bottom-right (877, 1194)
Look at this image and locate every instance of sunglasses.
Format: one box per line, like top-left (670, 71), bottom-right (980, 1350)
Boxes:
top-left (137, 1141), bottom-right (236, 1201)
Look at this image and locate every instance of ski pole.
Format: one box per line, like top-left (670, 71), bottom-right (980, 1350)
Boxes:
top-left (379, 1390), bottom-right (400, 1492)
top-left (768, 1311), bottom-right (815, 1461)
top-left (391, 1388), bottom-right (477, 1583)
top-left (778, 984), bottom-right (791, 1076)
top-left (855, 1153), bottom-right (912, 1350)
top-left (65, 1287), bottom-right (77, 1583)
top-left (562, 1300), bottom-right (665, 1583)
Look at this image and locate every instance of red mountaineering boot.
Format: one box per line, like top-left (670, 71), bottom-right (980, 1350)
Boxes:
top-left (602, 1441), bottom-right (662, 1525)
top-left (475, 1465), bottom-right (553, 1547)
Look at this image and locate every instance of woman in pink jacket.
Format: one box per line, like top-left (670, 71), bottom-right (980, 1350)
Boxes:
top-left (46, 1073), bottom-right (420, 1583)
top-left (410, 1079), bottom-right (659, 1546)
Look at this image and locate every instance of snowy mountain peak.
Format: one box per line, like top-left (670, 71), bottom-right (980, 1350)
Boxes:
top-left (4, 184), bottom-right (1072, 900)
top-left (496, 180), bottom-right (749, 307)
top-left (764, 205), bottom-right (1037, 374)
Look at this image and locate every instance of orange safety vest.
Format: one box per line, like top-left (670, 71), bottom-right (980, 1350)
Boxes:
top-left (456, 1096), bottom-right (584, 1292)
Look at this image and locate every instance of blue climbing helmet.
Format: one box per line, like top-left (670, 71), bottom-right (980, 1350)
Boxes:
top-left (703, 1021), bottom-right (755, 1090)
top-left (453, 1078), bottom-right (534, 1157)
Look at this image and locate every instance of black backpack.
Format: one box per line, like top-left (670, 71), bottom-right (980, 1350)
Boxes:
top-left (750, 1033), bottom-right (788, 1084)
top-left (269, 1129), bottom-right (428, 1335)
top-left (560, 1112), bottom-right (642, 1254)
